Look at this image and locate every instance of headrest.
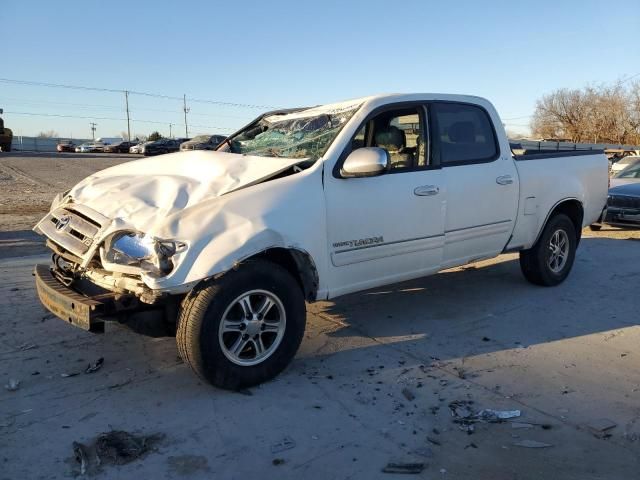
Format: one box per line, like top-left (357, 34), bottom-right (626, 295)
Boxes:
top-left (448, 121), bottom-right (475, 143)
top-left (375, 126), bottom-right (405, 151)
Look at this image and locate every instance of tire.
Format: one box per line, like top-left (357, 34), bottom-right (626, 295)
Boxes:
top-left (589, 224), bottom-right (602, 231)
top-left (519, 213), bottom-right (577, 286)
top-left (176, 259), bottom-right (306, 390)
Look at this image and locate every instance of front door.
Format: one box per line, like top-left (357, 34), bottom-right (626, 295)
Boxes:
top-left (323, 104), bottom-right (445, 298)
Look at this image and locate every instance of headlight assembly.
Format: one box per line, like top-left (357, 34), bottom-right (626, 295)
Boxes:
top-left (100, 231), bottom-right (187, 277)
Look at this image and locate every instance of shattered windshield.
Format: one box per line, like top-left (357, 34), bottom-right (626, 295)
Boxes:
top-left (223, 101), bottom-right (362, 161)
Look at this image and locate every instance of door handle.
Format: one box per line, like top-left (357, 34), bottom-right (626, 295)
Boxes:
top-left (414, 185), bottom-right (440, 196)
top-left (496, 175), bottom-right (514, 185)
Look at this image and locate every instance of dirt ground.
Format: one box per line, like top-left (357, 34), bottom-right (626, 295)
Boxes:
top-left (1, 152), bottom-right (639, 479)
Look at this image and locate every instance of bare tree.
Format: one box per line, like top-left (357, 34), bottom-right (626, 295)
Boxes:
top-left (37, 130), bottom-right (59, 138)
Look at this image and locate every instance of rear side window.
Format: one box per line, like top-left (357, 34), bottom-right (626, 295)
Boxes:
top-left (431, 103), bottom-right (498, 165)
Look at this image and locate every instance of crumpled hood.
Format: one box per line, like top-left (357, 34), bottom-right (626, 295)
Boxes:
top-left (68, 150), bottom-right (302, 231)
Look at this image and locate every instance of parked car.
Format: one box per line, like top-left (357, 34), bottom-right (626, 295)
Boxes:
top-left (142, 138), bottom-right (181, 156)
top-left (610, 155), bottom-right (640, 175)
top-left (56, 140), bottom-right (76, 152)
top-left (610, 162), bottom-right (640, 187)
top-left (180, 135), bottom-right (226, 151)
top-left (103, 141), bottom-right (138, 154)
top-left (129, 141), bottom-right (149, 154)
top-left (75, 142), bottom-right (105, 153)
top-left (34, 93), bottom-right (608, 390)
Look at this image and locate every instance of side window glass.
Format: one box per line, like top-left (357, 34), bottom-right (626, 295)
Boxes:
top-left (431, 103), bottom-right (498, 165)
top-left (348, 108), bottom-right (427, 171)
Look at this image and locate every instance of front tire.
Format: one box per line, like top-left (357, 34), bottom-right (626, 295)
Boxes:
top-left (176, 260), bottom-right (306, 390)
top-left (519, 213), bottom-right (577, 286)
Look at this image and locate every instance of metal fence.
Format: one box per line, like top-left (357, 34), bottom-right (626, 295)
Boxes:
top-left (10, 136), bottom-right (92, 153)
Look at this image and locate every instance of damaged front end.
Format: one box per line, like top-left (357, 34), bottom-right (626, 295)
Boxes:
top-left (33, 203), bottom-right (180, 334)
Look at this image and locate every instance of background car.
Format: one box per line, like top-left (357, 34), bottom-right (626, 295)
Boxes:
top-left (56, 140), bottom-right (76, 152)
top-left (141, 138), bottom-right (181, 156)
top-left (603, 182), bottom-right (640, 228)
top-left (610, 162), bottom-right (640, 187)
top-left (75, 142), bottom-right (105, 153)
top-left (179, 134), bottom-right (226, 151)
top-left (610, 155), bottom-right (640, 175)
top-left (103, 141), bottom-right (138, 153)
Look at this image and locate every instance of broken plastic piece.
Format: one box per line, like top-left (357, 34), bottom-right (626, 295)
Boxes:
top-left (382, 462), bottom-right (425, 474)
top-left (4, 379), bottom-right (20, 391)
top-left (271, 436), bottom-right (296, 454)
top-left (85, 357), bottom-right (104, 374)
top-left (513, 440), bottom-right (553, 448)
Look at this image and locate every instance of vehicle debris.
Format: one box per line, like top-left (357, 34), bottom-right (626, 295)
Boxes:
top-left (511, 422), bottom-right (534, 429)
top-left (18, 343), bottom-right (37, 351)
top-left (449, 401), bottom-right (521, 432)
top-left (402, 388), bottom-right (416, 401)
top-left (382, 462), bottom-right (426, 474)
top-left (513, 440), bottom-right (553, 448)
top-left (587, 419), bottom-right (617, 438)
top-left (4, 379), bottom-right (20, 391)
top-left (271, 436), bottom-right (296, 453)
top-left (71, 430), bottom-right (163, 475)
top-left (85, 357), bottom-right (104, 374)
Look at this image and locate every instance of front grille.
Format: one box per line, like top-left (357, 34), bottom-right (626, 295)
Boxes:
top-left (609, 194), bottom-right (640, 209)
top-left (37, 205), bottom-right (108, 260)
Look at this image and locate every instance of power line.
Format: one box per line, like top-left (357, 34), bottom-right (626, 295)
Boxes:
top-left (4, 110), bottom-right (232, 131)
top-left (0, 77), bottom-right (276, 109)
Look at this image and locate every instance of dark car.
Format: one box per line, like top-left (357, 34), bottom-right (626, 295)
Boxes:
top-left (103, 141), bottom-right (138, 154)
top-left (179, 134), bottom-right (226, 151)
top-left (141, 138), bottom-right (181, 156)
top-left (596, 182), bottom-right (640, 229)
top-left (56, 140), bottom-right (76, 152)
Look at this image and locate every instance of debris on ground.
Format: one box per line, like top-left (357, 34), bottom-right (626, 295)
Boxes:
top-left (587, 418), bottom-right (617, 438)
top-left (4, 379), bottom-right (20, 391)
top-left (271, 436), bottom-right (296, 454)
top-left (18, 343), bottom-right (37, 351)
top-left (402, 388), bottom-right (415, 401)
top-left (71, 430), bottom-right (164, 475)
top-left (448, 401), bottom-right (521, 433)
top-left (427, 436), bottom-right (441, 446)
top-left (382, 462), bottom-right (425, 474)
top-left (511, 422), bottom-right (534, 429)
top-left (61, 372), bottom-right (80, 378)
top-left (272, 458), bottom-right (285, 466)
top-left (85, 357), bottom-right (104, 374)
top-left (513, 440), bottom-right (553, 448)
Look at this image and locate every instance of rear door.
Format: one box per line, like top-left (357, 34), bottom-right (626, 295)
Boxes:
top-left (430, 102), bottom-right (519, 267)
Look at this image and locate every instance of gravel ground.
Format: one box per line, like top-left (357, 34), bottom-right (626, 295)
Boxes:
top-left (1, 151), bottom-right (639, 479)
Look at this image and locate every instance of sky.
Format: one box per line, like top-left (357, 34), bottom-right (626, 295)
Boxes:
top-left (1, 0), bottom-right (639, 139)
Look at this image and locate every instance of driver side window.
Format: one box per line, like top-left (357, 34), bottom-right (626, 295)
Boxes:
top-left (350, 107), bottom-right (426, 171)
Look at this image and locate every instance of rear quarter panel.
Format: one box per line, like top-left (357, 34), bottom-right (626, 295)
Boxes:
top-left (507, 153), bottom-right (608, 250)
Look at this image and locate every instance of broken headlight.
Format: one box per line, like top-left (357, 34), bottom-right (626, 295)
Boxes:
top-left (101, 231), bottom-right (186, 277)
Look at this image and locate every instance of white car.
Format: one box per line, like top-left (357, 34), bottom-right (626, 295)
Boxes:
top-left (34, 93), bottom-right (608, 390)
top-left (75, 142), bottom-right (105, 153)
top-left (610, 155), bottom-right (640, 174)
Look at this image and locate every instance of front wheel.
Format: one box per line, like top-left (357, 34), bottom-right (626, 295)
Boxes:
top-left (519, 213), bottom-right (577, 286)
top-left (176, 259), bottom-right (306, 390)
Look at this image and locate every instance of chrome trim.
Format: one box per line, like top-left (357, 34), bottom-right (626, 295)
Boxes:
top-left (444, 219), bottom-right (512, 234)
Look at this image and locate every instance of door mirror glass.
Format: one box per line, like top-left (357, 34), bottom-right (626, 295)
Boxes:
top-left (341, 147), bottom-right (389, 178)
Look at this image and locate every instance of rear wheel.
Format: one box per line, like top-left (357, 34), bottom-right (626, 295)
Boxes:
top-left (176, 260), bottom-right (306, 390)
top-left (519, 213), bottom-right (577, 286)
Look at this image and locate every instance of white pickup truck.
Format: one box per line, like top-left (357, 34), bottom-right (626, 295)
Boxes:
top-left (34, 94), bottom-right (608, 389)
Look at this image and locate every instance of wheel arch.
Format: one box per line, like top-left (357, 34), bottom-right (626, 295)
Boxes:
top-left (535, 198), bottom-right (584, 246)
top-left (246, 247), bottom-right (319, 302)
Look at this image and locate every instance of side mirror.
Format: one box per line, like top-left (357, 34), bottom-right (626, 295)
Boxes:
top-left (341, 147), bottom-right (389, 178)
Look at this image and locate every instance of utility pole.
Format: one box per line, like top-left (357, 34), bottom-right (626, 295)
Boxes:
top-left (169, 123), bottom-right (173, 138)
top-left (90, 122), bottom-right (97, 140)
top-left (183, 94), bottom-right (190, 138)
top-left (124, 90), bottom-right (131, 141)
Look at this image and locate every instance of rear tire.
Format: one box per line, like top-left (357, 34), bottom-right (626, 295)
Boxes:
top-left (519, 213), bottom-right (577, 286)
top-left (176, 260), bottom-right (306, 390)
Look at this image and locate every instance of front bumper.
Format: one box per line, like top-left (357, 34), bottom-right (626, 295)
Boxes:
top-left (34, 264), bottom-right (107, 332)
top-left (604, 207), bottom-right (640, 228)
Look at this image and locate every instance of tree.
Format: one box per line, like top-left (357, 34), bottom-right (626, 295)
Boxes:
top-left (37, 130), bottom-right (59, 138)
top-left (148, 131), bottom-right (162, 141)
top-left (531, 81), bottom-right (640, 144)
